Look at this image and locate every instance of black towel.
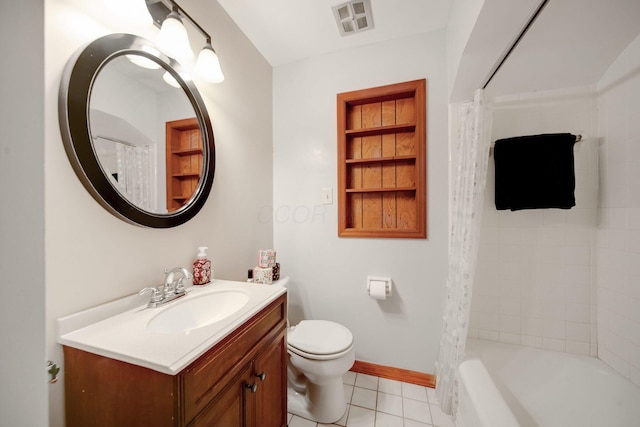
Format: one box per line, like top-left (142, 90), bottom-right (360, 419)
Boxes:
top-left (494, 133), bottom-right (577, 211)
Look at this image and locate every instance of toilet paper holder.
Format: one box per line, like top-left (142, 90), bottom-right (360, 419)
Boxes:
top-left (366, 276), bottom-right (392, 298)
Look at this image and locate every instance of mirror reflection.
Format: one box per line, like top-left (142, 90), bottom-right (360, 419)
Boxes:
top-left (59, 33), bottom-right (215, 228)
top-left (90, 54), bottom-right (198, 214)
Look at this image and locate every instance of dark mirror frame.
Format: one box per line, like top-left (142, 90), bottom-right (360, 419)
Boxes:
top-left (58, 33), bottom-right (215, 228)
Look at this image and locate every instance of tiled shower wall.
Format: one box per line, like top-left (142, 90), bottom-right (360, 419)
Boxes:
top-left (468, 87), bottom-right (599, 356)
top-left (595, 34), bottom-right (640, 386)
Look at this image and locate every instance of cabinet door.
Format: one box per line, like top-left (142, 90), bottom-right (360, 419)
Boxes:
top-left (254, 335), bottom-right (287, 427)
top-left (189, 365), bottom-right (253, 427)
top-left (64, 347), bottom-right (177, 427)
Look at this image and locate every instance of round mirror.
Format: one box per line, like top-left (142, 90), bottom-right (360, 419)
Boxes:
top-left (58, 33), bottom-right (215, 228)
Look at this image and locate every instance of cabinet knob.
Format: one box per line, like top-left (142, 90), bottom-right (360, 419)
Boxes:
top-left (256, 372), bottom-right (266, 382)
top-left (245, 382), bottom-right (258, 393)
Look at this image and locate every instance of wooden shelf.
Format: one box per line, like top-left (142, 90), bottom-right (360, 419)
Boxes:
top-left (337, 79), bottom-right (427, 239)
top-left (346, 155), bottom-right (416, 164)
top-left (346, 187), bottom-right (416, 193)
top-left (345, 123), bottom-right (415, 137)
top-left (171, 172), bottom-right (200, 178)
top-left (172, 147), bottom-right (203, 156)
top-left (340, 228), bottom-right (426, 239)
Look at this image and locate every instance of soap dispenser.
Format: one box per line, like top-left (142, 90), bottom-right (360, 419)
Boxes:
top-left (193, 246), bottom-right (212, 285)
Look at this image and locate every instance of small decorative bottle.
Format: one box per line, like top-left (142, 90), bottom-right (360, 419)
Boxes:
top-left (192, 246), bottom-right (212, 285)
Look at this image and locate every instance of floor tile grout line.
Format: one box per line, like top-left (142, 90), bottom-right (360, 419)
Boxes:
top-left (289, 372), bottom-right (449, 427)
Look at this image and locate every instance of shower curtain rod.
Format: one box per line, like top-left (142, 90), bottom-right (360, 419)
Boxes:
top-left (482, 0), bottom-right (551, 89)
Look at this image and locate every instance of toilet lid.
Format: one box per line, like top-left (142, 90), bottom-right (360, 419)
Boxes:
top-left (288, 320), bottom-right (353, 355)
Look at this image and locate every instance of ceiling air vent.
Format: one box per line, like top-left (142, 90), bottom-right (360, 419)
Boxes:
top-left (332, 0), bottom-right (374, 36)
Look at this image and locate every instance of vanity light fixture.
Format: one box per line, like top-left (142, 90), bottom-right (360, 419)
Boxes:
top-left (126, 54), bottom-right (161, 69)
top-left (146, 0), bottom-right (224, 83)
top-left (126, 45), bottom-right (162, 69)
top-left (195, 41), bottom-right (224, 84)
top-left (162, 71), bottom-right (181, 88)
top-left (157, 7), bottom-right (193, 61)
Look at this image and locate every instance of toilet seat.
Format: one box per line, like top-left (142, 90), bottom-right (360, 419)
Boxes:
top-left (288, 320), bottom-right (353, 360)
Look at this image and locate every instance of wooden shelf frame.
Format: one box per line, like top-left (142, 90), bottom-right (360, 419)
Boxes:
top-left (172, 147), bottom-right (203, 156)
top-left (345, 155), bottom-right (417, 164)
top-left (166, 117), bottom-right (202, 213)
top-left (345, 123), bottom-right (416, 137)
top-left (337, 79), bottom-right (427, 239)
top-left (345, 187), bottom-right (417, 193)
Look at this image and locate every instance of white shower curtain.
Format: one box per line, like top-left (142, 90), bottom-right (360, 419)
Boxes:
top-left (435, 89), bottom-right (491, 415)
top-left (115, 143), bottom-right (156, 211)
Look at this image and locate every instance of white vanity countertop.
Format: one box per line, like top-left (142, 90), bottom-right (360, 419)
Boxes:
top-left (58, 280), bottom-right (286, 375)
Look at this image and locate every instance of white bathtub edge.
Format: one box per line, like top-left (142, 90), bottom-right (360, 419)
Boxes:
top-left (457, 358), bottom-right (520, 427)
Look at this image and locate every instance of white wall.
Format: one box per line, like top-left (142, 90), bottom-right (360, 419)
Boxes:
top-left (273, 31), bottom-right (449, 372)
top-left (446, 0), bottom-right (542, 102)
top-left (0, 1), bottom-right (48, 426)
top-left (447, 0), bottom-right (485, 101)
top-left (596, 33), bottom-right (640, 387)
top-left (45, 1), bottom-right (273, 425)
top-left (469, 87), bottom-right (599, 356)
top-left (446, 0), bottom-right (484, 99)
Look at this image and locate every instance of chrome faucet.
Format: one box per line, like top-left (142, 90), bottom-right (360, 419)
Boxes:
top-left (139, 267), bottom-right (192, 308)
top-left (164, 267), bottom-right (191, 296)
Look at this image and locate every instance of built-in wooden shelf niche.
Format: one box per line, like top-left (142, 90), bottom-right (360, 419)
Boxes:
top-left (337, 79), bottom-right (426, 238)
top-left (166, 117), bottom-right (202, 213)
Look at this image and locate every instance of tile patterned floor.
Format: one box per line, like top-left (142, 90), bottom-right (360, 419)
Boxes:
top-left (287, 372), bottom-right (456, 427)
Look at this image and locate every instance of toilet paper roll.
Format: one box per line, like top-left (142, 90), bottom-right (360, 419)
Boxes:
top-left (369, 280), bottom-right (387, 300)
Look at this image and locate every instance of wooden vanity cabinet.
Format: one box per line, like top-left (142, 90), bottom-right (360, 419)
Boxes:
top-left (63, 294), bottom-right (287, 427)
top-left (190, 335), bottom-right (286, 427)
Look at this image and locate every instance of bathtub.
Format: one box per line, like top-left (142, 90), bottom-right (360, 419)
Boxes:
top-left (456, 338), bottom-right (640, 427)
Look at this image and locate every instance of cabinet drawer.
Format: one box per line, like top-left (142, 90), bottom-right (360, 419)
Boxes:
top-left (182, 295), bottom-right (286, 422)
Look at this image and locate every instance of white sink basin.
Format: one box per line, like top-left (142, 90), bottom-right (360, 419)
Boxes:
top-left (58, 280), bottom-right (287, 374)
top-left (146, 290), bottom-right (250, 333)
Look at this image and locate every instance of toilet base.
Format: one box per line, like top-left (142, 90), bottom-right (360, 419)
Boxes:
top-left (287, 378), bottom-right (347, 424)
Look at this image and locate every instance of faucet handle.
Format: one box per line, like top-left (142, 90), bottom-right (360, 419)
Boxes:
top-left (163, 281), bottom-right (176, 297)
top-left (139, 287), bottom-right (163, 303)
top-left (175, 277), bottom-right (186, 295)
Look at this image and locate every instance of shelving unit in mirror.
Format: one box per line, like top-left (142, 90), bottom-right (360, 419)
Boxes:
top-left (166, 117), bottom-right (203, 212)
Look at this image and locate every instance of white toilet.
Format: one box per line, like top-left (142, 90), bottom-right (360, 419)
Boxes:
top-left (279, 278), bottom-right (355, 424)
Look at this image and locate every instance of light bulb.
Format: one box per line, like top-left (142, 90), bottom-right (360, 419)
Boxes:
top-left (163, 71), bottom-right (192, 88)
top-left (126, 46), bottom-right (161, 70)
top-left (195, 44), bottom-right (224, 83)
top-left (162, 71), bottom-right (181, 88)
top-left (157, 11), bottom-right (193, 62)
